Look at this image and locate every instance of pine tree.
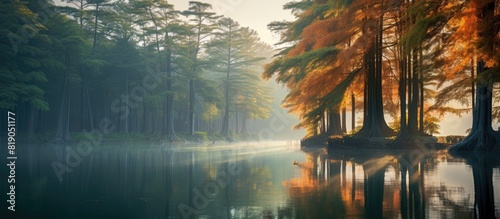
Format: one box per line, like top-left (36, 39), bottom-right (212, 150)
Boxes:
top-left (182, 1), bottom-right (220, 136)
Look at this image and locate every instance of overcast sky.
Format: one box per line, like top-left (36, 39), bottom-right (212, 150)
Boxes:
top-left (168, 0), bottom-right (294, 46)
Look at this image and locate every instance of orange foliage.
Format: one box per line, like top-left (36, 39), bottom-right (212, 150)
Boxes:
top-left (265, 0), bottom-right (499, 135)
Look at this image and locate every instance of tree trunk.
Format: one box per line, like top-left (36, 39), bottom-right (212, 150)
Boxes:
top-left (221, 71), bottom-right (230, 136)
top-left (407, 49), bottom-right (419, 133)
top-left (80, 75), bottom-right (84, 131)
top-left (471, 57), bottom-right (475, 113)
top-left (419, 48), bottom-right (424, 133)
top-left (351, 93), bottom-right (356, 132)
top-left (189, 79), bottom-right (195, 136)
top-left (27, 106), bottom-right (37, 142)
top-left (328, 110), bottom-right (342, 135)
top-left (341, 107), bottom-right (347, 134)
top-left (85, 83), bottom-right (94, 130)
top-left (131, 108), bottom-right (138, 133)
top-left (221, 23), bottom-right (233, 137)
top-left (54, 49), bottom-right (71, 143)
top-left (163, 100), bottom-right (167, 134)
top-left (320, 112), bottom-right (326, 135)
top-left (164, 48), bottom-right (176, 140)
top-left (235, 104), bottom-right (239, 135)
top-left (152, 105), bottom-right (158, 134)
top-left (450, 61), bottom-right (497, 151)
top-left (357, 17), bottom-right (394, 137)
top-left (142, 101), bottom-right (148, 133)
top-left (92, 2), bottom-right (99, 52)
top-left (125, 71), bottom-right (129, 135)
top-left (54, 85), bottom-right (70, 142)
top-left (399, 55), bottom-right (407, 135)
top-left (188, 17), bottom-right (204, 137)
top-left (241, 111), bottom-right (248, 135)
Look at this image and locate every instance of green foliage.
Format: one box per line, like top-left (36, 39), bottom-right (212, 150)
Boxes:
top-left (0, 0), bottom-right (49, 110)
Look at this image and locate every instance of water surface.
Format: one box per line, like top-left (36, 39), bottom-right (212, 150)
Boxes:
top-left (2, 141), bottom-right (499, 218)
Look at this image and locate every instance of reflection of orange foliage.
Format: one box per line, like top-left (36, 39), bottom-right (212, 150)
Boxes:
top-left (282, 154), bottom-right (318, 192)
top-left (393, 190), bottom-right (400, 210)
top-left (283, 154), bottom-right (409, 218)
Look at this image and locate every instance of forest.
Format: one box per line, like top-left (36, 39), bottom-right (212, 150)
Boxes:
top-left (2, 0), bottom-right (500, 218)
top-left (1, 0), bottom-right (281, 143)
top-left (1, 0), bottom-right (500, 151)
top-left (263, 0), bottom-right (500, 151)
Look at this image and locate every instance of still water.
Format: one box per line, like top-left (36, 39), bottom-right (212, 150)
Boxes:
top-left (2, 141), bottom-right (500, 218)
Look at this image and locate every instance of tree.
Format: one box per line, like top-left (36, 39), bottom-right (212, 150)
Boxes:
top-left (449, 0), bottom-right (500, 151)
top-left (0, 0), bottom-right (49, 111)
top-left (58, 0), bottom-right (111, 131)
top-left (207, 18), bottom-right (272, 137)
top-left (128, 0), bottom-right (189, 139)
top-left (47, 14), bottom-right (94, 142)
top-left (0, 0), bottom-right (50, 142)
top-left (264, 0), bottom-right (396, 137)
top-left (182, 1), bottom-right (220, 136)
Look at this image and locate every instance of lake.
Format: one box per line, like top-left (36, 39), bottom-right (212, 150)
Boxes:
top-left (2, 141), bottom-right (500, 218)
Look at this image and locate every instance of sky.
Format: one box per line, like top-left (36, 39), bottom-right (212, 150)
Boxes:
top-left (167, 0), bottom-right (478, 136)
top-left (168, 0), bottom-right (294, 46)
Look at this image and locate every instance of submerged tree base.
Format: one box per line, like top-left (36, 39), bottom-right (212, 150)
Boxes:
top-left (391, 131), bottom-right (438, 148)
top-left (449, 129), bottom-right (500, 151)
top-left (327, 135), bottom-right (446, 152)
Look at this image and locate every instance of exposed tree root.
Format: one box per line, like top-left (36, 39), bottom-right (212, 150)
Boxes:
top-left (449, 129), bottom-right (500, 151)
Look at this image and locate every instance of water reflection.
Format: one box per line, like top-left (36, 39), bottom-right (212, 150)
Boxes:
top-left (3, 142), bottom-right (500, 218)
top-left (284, 149), bottom-right (500, 219)
top-left (452, 152), bottom-right (500, 219)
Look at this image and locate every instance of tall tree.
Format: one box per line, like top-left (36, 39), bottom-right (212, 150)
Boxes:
top-left (207, 18), bottom-right (271, 137)
top-left (49, 14), bottom-right (94, 142)
top-left (59, 0), bottom-right (110, 131)
top-left (182, 1), bottom-right (220, 136)
top-left (264, 0), bottom-right (396, 137)
top-left (451, 0), bottom-right (499, 151)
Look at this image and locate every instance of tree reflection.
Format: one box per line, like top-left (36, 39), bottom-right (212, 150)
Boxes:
top-left (363, 162), bottom-right (385, 219)
top-left (451, 152), bottom-right (500, 219)
top-left (283, 149), bottom-right (493, 219)
top-left (399, 154), bottom-right (425, 219)
top-left (284, 151), bottom-right (348, 218)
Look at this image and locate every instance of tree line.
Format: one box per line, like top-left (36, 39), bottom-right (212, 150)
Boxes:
top-left (264, 0), bottom-right (500, 150)
top-left (0, 0), bottom-right (274, 142)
